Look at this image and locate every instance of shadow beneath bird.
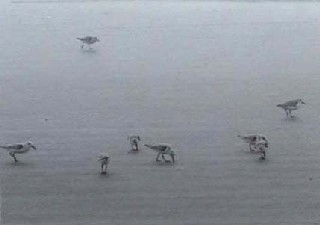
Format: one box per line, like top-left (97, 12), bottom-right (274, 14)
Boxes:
top-left (5, 161), bottom-right (35, 167)
top-left (80, 48), bottom-right (98, 54)
top-left (280, 116), bottom-right (302, 123)
top-left (241, 150), bottom-right (261, 155)
top-left (127, 149), bottom-right (140, 154)
top-left (99, 171), bottom-right (112, 178)
top-left (151, 161), bottom-right (176, 166)
top-left (257, 157), bottom-right (269, 163)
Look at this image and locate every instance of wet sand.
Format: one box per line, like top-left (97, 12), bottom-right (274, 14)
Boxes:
top-left (1, 1), bottom-right (320, 224)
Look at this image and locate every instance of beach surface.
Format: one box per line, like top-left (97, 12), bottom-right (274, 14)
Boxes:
top-left (1, 1), bottom-right (320, 224)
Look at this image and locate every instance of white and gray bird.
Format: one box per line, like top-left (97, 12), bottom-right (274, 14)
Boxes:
top-left (127, 135), bottom-right (141, 151)
top-left (76, 36), bottom-right (100, 49)
top-left (238, 134), bottom-right (268, 151)
top-left (144, 143), bottom-right (175, 163)
top-left (98, 153), bottom-right (110, 174)
top-left (0, 141), bottom-right (37, 162)
top-left (276, 99), bottom-right (305, 118)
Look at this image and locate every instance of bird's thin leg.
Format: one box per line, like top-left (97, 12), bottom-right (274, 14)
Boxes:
top-left (285, 110), bottom-right (289, 117)
top-left (9, 152), bottom-right (18, 162)
top-left (289, 110), bottom-right (293, 118)
top-left (156, 152), bottom-right (161, 162)
top-left (81, 43), bottom-right (84, 49)
top-left (260, 151), bottom-right (266, 160)
top-left (162, 154), bottom-right (170, 163)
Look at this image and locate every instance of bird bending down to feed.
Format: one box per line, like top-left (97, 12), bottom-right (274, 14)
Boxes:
top-left (98, 153), bottom-right (110, 174)
top-left (76, 36), bottom-right (100, 49)
top-left (0, 141), bottom-right (37, 162)
top-left (127, 135), bottom-right (141, 151)
top-left (276, 99), bottom-right (305, 118)
top-left (144, 143), bottom-right (175, 163)
top-left (238, 134), bottom-right (268, 152)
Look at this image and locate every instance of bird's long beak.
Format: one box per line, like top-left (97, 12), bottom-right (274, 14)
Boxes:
top-left (32, 145), bottom-right (37, 150)
top-left (301, 101), bottom-right (306, 104)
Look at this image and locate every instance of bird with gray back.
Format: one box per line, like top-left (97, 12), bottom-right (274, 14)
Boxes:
top-left (237, 134), bottom-right (268, 151)
top-left (0, 141), bottom-right (37, 162)
top-left (144, 143), bottom-right (175, 163)
top-left (76, 36), bottom-right (100, 49)
top-left (276, 99), bottom-right (305, 118)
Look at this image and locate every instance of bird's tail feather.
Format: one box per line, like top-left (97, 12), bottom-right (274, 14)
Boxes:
top-left (237, 135), bottom-right (246, 140)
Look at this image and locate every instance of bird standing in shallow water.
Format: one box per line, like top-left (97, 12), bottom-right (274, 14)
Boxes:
top-left (144, 143), bottom-right (175, 163)
top-left (76, 36), bottom-right (100, 49)
top-left (0, 141), bottom-right (37, 162)
top-left (276, 99), bottom-right (305, 118)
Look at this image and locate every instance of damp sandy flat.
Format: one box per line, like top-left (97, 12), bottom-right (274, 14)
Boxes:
top-left (1, 1), bottom-right (320, 224)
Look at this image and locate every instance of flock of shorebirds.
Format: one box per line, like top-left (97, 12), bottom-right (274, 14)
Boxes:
top-left (0, 136), bottom-right (174, 175)
top-left (98, 138), bottom-right (175, 174)
top-left (0, 36), bottom-right (307, 174)
top-left (238, 99), bottom-right (305, 161)
top-left (0, 96), bottom-right (306, 174)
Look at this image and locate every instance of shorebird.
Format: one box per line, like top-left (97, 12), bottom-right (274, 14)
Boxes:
top-left (144, 143), bottom-right (175, 163)
top-left (98, 153), bottom-right (110, 174)
top-left (238, 134), bottom-right (268, 152)
top-left (76, 36), bottom-right (100, 49)
top-left (276, 99), bottom-right (305, 118)
top-left (0, 141), bottom-right (37, 162)
top-left (127, 135), bottom-right (141, 151)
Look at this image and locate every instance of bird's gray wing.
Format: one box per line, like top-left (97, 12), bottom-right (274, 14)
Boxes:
top-left (158, 145), bottom-right (169, 152)
top-left (284, 100), bottom-right (298, 106)
top-left (0, 144), bottom-right (24, 150)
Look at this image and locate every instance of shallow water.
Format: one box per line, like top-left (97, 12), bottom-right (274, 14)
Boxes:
top-left (1, 1), bottom-right (320, 224)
